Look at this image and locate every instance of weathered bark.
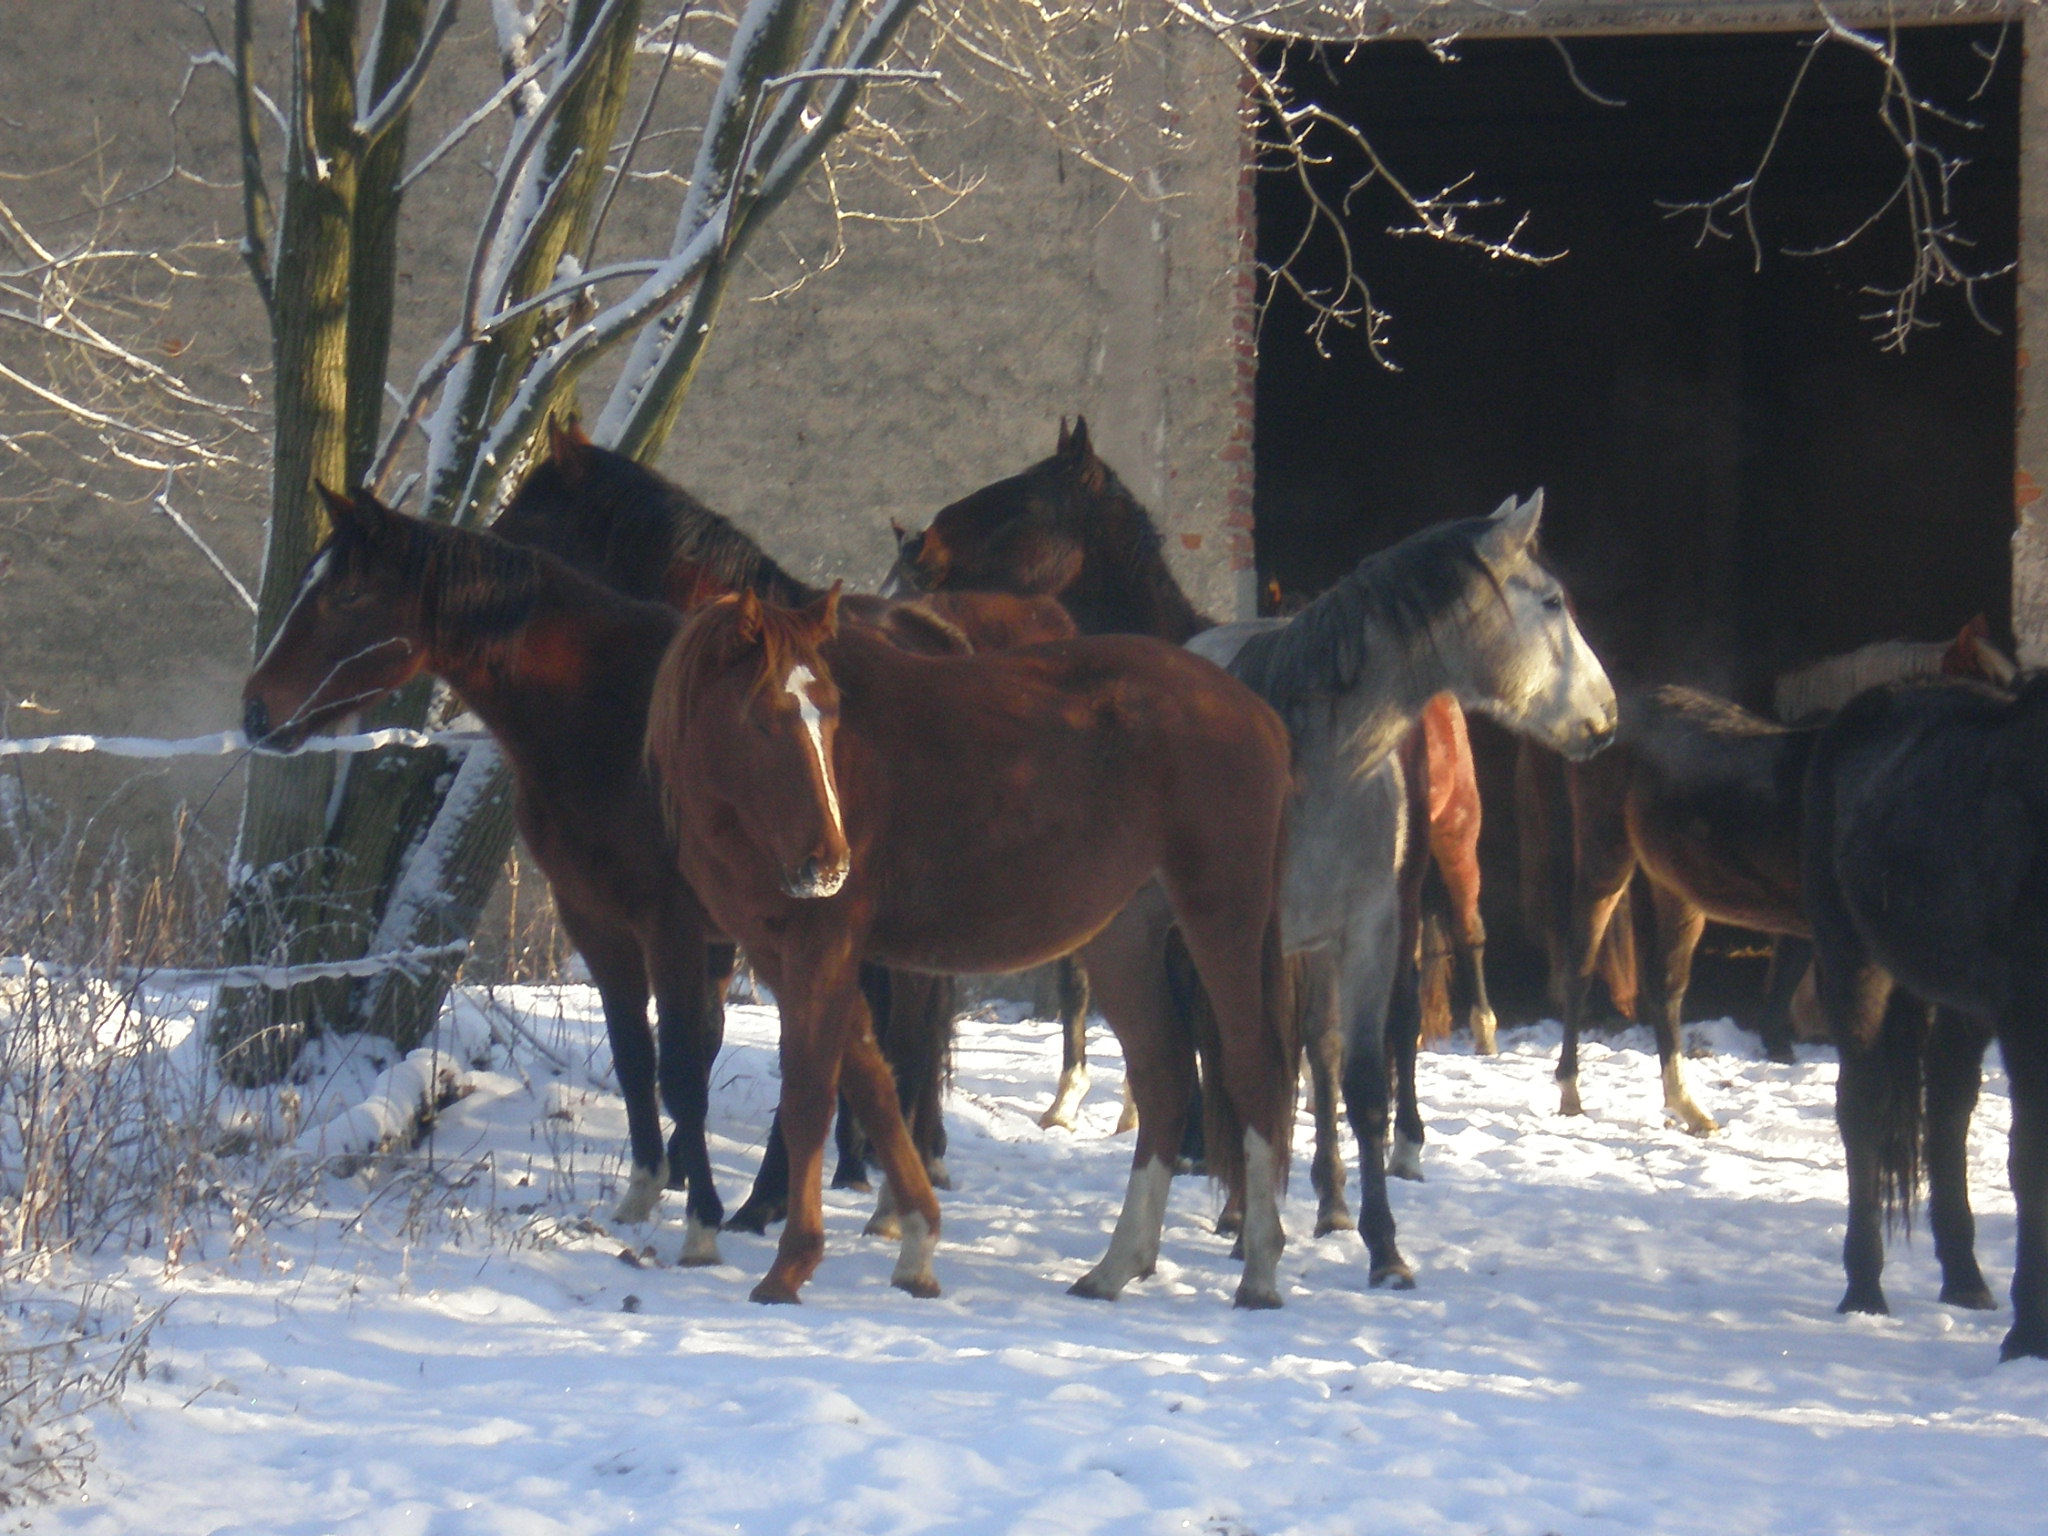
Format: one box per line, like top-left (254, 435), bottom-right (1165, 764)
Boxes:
top-left (214, 0), bottom-right (365, 1078)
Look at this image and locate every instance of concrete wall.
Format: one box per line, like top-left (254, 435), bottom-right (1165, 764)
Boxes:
top-left (0, 6), bottom-right (1250, 861)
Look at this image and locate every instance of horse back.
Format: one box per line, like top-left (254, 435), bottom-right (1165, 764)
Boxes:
top-left (1812, 677), bottom-right (2048, 1012)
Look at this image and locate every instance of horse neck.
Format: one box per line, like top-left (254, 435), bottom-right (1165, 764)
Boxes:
top-left (429, 561), bottom-right (672, 777)
top-left (1066, 494), bottom-right (1214, 642)
top-left (1311, 612), bottom-right (1464, 771)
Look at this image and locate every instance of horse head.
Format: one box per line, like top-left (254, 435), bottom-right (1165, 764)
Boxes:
top-left (649, 585), bottom-right (851, 901)
top-left (241, 485), bottom-right (435, 751)
top-left (881, 418), bottom-right (1099, 600)
top-left (490, 413), bottom-right (620, 581)
top-left (1456, 491), bottom-right (1617, 760)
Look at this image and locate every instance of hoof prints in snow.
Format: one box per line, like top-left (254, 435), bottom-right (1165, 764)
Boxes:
top-left (45, 998), bottom-right (2048, 1536)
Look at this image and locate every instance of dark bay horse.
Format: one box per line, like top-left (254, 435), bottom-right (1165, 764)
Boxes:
top-left (242, 487), bottom-right (732, 1263)
top-left (1804, 675), bottom-right (2048, 1361)
top-left (886, 420), bottom-right (1540, 1214)
top-left (492, 420), bottom-right (1077, 1225)
top-left (646, 590), bottom-right (1295, 1305)
top-left (1527, 619), bottom-right (2020, 1133)
top-left (902, 439), bottom-right (1617, 1293)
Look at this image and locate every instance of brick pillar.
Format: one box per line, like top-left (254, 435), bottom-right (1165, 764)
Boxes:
top-left (1225, 70), bottom-right (1261, 620)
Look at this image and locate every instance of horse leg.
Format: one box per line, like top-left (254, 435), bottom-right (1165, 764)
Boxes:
top-left (1757, 936), bottom-right (1810, 1065)
top-left (1388, 727), bottom-right (1432, 1180)
top-left (1559, 751), bottom-right (1635, 1118)
top-left (1337, 902), bottom-right (1413, 1290)
top-left (647, 911), bottom-right (727, 1264)
top-left (834, 965), bottom-right (893, 1192)
top-left (1070, 896), bottom-right (1193, 1301)
top-left (1170, 897), bottom-right (1291, 1311)
top-left (1429, 764), bottom-right (1494, 1054)
top-left (749, 948), bottom-right (852, 1305)
top-left (1926, 1009), bottom-right (1995, 1310)
top-left (834, 989), bottom-right (944, 1299)
top-left (556, 906), bottom-right (665, 1224)
top-left (1828, 963), bottom-right (1903, 1317)
top-left (865, 972), bottom-right (957, 1237)
top-left (1646, 881), bottom-right (1716, 1135)
top-left (2000, 1015), bottom-right (2048, 1360)
top-left (1041, 957), bottom-right (1094, 1130)
top-left (1297, 952), bottom-right (1351, 1234)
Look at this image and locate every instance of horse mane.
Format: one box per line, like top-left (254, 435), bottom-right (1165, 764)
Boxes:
top-left (647, 594), bottom-right (835, 792)
top-left (1773, 620), bottom-right (2020, 724)
top-left (1064, 453), bottom-right (1213, 640)
top-left (1228, 518), bottom-right (1495, 726)
top-left (507, 444), bottom-right (823, 609)
top-left (333, 512), bottom-right (545, 663)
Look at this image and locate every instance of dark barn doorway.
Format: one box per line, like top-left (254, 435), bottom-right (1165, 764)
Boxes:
top-left (1253, 24), bottom-right (2020, 1025)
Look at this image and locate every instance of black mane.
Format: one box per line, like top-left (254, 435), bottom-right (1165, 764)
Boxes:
top-left (496, 444), bottom-right (821, 608)
top-left (1228, 517), bottom-right (1496, 725)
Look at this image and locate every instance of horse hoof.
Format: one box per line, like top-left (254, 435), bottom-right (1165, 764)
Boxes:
top-left (1038, 1106), bottom-right (1077, 1131)
top-left (1233, 1283), bottom-right (1283, 1311)
top-left (1229, 1234), bottom-right (1246, 1262)
top-left (864, 1213), bottom-right (903, 1241)
top-left (1370, 1262), bottom-right (1417, 1290)
top-left (1557, 1082), bottom-right (1587, 1119)
top-left (1387, 1135), bottom-right (1425, 1182)
top-left (1471, 1011), bottom-right (1499, 1056)
top-left (723, 1202), bottom-right (781, 1235)
top-left (677, 1218), bottom-right (723, 1268)
top-left (610, 1161), bottom-right (668, 1225)
top-left (831, 1170), bottom-right (873, 1194)
top-left (924, 1157), bottom-right (953, 1192)
top-left (1313, 1211), bottom-right (1356, 1238)
top-left (1999, 1322), bottom-right (2048, 1361)
top-left (1214, 1210), bottom-right (1243, 1239)
top-left (1837, 1286), bottom-right (1890, 1317)
top-left (1672, 1109), bottom-right (1719, 1137)
top-left (893, 1272), bottom-right (942, 1300)
top-left (749, 1278), bottom-right (802, 1305)
top-left (1067, 1272), bottom-right (1122, 1302)
top-left (1114, 1107), bottom-right (1140, 1135)
top-left (1941, 1280), bottom-right (1998, 1312)
top-left (1174, 1157), bottom-right (1207, 1178)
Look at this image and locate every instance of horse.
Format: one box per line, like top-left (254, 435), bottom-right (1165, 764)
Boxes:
top-left (901, 431), bottom-right (1616, 1288)
top-left (492, 419), bottom-right (1079, 1226)
top-left (1803, 675), bottom-right (2048, 1361)
top-left (887, 419), bottom-right (1545, 1225)
top-left (242, 486), bottom-right (732, 1265)
top-left (1526, 617), bottom-right (2021, 1133)
top-left (645, 588), bottom-right (1296, 1306)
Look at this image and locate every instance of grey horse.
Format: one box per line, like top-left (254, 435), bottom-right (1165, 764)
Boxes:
top-left (1071, 491), bottom-right (1617, 1299)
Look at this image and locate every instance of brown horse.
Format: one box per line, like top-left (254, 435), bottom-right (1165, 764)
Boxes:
top-left (885, 417), bottom-right (1500, 1186)
top-left (1529, 618), bottom-right (2020, 1134)
top-left (242, 487), bottom-right (733, 1263)
top-left (646, 590), bottom-right (1295, 1306)
top-left (492, 420), bottom-right (1077, 1223)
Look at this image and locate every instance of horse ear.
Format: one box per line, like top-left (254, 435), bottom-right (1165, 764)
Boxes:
top-left (809, 581), bottom-right (843, 640)
top-left (548, 412), bottom-right (594, 483)
top-left (1484, 489), bottom-right (1543, 556)
top-left (1056, 416), bottom-right (1073, 456)
top-left (317, 482), bottom-right (390, 544)
top-left (1067, 415), bottom-right (1093, 462)
top-left (734, 589), bottom-right (765, 646)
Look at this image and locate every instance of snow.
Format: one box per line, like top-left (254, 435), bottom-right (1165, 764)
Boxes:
top-left (26, 995), bottom-right (2048, 1534)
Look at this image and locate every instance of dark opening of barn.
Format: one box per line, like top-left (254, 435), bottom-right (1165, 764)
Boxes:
top-left (1252, 7), bottom-right (2022, 1024)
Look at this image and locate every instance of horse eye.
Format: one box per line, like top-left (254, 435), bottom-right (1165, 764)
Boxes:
top-left (1541, 594), bottom-right (1564, 613)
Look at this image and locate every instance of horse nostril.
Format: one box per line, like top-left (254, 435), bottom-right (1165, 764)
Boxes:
top-left (243, 697), bottom-right (270, 744)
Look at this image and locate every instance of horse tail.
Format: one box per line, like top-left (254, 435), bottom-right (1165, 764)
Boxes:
top-left (1163, 928), bottom-right (1236, 1191)
top-left (1262, 897), bottom-right (1296, 1187)
top-left (1875, 992), bottom-right (1930, 1230)
top-left (1598, 880), bottom-right (1642, 1022)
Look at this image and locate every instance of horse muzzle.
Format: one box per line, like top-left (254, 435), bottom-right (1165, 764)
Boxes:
top-left (1562, 709), bottom-right (1619, 760)
top-left (241, 694), bottom-right (301, 753)
top-left (783, 855), bottom-right (850, 900)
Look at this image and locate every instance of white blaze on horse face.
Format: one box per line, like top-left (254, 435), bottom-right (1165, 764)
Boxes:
top-left (254, 549), bottom-right (333, 671)
top-left (784, 663), bottom-right (847, 871)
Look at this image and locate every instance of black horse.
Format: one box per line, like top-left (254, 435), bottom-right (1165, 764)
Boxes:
top-left (1804, 674), bottom-right (2046, 1360)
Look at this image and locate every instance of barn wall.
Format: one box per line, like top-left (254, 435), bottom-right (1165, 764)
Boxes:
top-left (0, 7), bottom-right (1248, 857)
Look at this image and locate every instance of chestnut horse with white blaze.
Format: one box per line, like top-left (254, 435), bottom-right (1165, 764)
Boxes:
top-left (646, 590), bottom-right (1296, 1306)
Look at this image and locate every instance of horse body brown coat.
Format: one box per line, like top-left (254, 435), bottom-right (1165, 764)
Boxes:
top-left (648, 596), bottom-right (1296, 1306)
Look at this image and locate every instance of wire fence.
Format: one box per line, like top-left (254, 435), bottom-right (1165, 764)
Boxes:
top-left (2, 726), bottom-right (492, 988)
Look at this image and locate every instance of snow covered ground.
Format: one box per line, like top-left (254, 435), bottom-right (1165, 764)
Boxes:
top-left (27, 989), bottom-right (2048, 1535)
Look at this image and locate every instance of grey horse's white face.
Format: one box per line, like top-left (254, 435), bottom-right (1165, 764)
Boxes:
top-left (1459, 492), bottom-right (1617, 760)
